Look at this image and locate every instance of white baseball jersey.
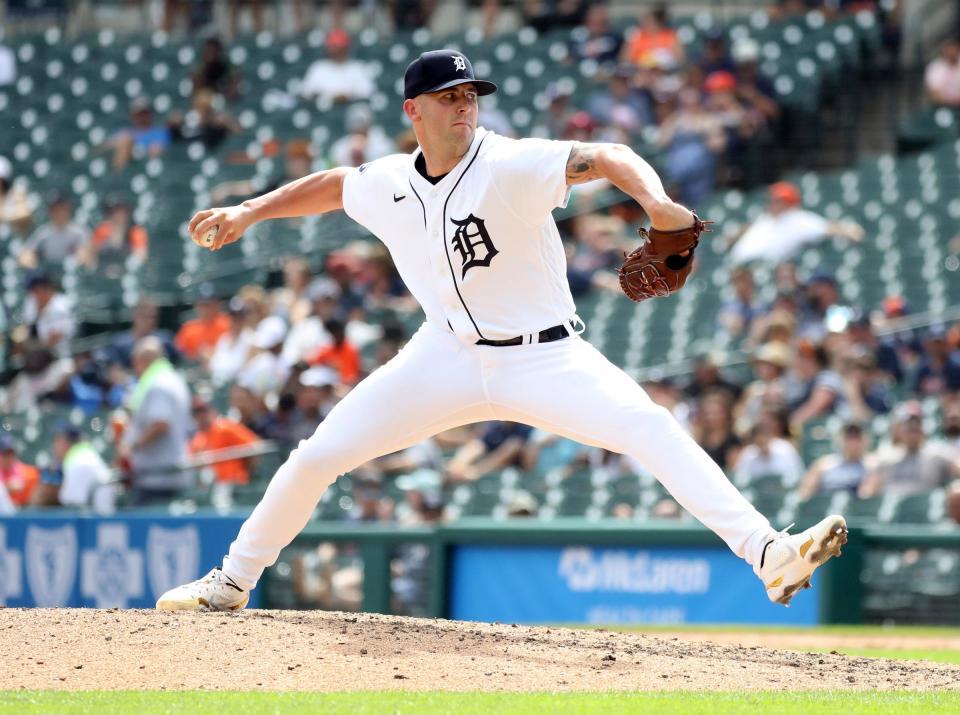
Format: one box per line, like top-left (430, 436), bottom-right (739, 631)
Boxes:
top-left (221, 128), bottom-right (778, 596)
top-left (341, 127), bottom-right (578, 343)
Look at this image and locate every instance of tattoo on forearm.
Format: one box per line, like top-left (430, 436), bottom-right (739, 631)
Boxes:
top-left (565, 142), bottom-right (603, 185)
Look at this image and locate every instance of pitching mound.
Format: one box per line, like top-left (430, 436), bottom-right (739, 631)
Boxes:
top-left (1, 609), bottom-right (958, 692)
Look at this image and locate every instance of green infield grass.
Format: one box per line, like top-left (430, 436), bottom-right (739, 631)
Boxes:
top-left (1, 691), bottom-right (959, 715)
top-left (605, 623), bottom-right (960, 638)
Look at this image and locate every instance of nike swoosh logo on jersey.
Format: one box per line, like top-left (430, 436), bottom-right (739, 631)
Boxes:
top-left (394, 193), bottom-right (406, 202)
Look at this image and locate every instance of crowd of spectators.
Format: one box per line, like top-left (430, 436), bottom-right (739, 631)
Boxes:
top-left (2, 3), bottom-right (957, 532)
top-left (2, 215), bottom-right (959, 524)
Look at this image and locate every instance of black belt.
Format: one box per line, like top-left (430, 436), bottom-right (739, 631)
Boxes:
top-left (476, 323), bottom-right (571, 347)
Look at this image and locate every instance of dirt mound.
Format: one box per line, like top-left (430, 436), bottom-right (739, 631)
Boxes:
top-left (1, 609), bottom-right (958, 692)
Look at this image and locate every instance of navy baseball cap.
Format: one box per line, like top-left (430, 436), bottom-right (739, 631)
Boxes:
top-left (403, 50), bottom-right (497, 100)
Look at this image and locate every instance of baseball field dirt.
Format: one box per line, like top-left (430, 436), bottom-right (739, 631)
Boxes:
top-left (1, 609), bottom-right (959, 692)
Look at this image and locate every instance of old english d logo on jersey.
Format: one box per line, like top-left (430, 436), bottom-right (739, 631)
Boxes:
top-left (450, 214), bottom-right (498, 278)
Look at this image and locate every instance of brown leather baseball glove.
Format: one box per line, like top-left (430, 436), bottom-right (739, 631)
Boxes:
top-left (618, 214), bottom-right (712, 302)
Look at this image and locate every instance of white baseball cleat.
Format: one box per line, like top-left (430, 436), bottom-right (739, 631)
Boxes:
top-left (759, 514), bottom-right (848, 606)
top-left (156, 568), bottom-right (249, 612)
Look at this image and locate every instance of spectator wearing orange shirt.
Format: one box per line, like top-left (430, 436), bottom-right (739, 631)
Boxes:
top-left (0, 434), bottom-right (40, 507)
top-left (308, 319), bottom-right (360, 384)
top-left (175, 283), bottom-right (231, 363)
top-left (190, 396), bottom-right (261, 490)
top-left (622, 5), bottom-right (683, 69)
top-left (81, 195), bottom-right (148, 272)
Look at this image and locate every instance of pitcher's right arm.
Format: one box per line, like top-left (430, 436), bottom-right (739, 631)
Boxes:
top-left (188, 167), bottom-right (351, 251)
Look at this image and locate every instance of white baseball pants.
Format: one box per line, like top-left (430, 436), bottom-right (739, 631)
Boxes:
top-left (223, 321), bottom-right (775, 590)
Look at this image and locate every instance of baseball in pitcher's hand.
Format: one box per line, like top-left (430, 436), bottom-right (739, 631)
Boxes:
top-left (188, 204), bottom-right (256, 251)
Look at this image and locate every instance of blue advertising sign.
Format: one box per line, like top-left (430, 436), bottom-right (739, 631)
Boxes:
top-left (0, 512), bottom-right (257, 608)
top-left (450, 544), bottom-right (817, 625)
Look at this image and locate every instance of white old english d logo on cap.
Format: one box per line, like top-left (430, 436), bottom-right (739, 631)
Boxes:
top-left (453, 55), bottom-right (466, 72)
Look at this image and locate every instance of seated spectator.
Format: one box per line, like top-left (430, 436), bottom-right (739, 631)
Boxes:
top-left (798, 422), bottom-right (871, 499)
top-left (944, 401), bottom-right (960, 452)
top-left (0, 479), bottom-right (13, 514)
top-left (0, 155), bottom-right (33, 235)
top-left (109, 97), bottom-right (171, 171)
top-left (844, 309), bottom-right (903, 383)
top-left (20, 270), bottom-right (76, 358)
top-left (243, 316), bottom-right (292, 398)
top-left (569, 3), bottom-right (623, 69)
top-left (704, 70), bottom-right (762, 177)
top-left (282, 277), bottom-right (339, 366)
top-left (167, 88), bottom-right (240, 152)
top-left (277, 366), bottom-right (339, 445)
top-left (301, 29), bottom-right (374, 104)
top-left (271, 257), bottom-right (313, 326)
top-left (191, 37), bottom-right (241, 100)
top-left (0, 35), bottom-right (15, 86)
top-left (371, 321), bottom-right (407, 370)
top-left (68, 352), bottom-right (109, 415)
top-left (118, 337), bottom-right (192, 506)
top-left (520, 429), bottom-right (586, 474)
top-left (734, 417), bottom-right (805, 487)
top-left (19, 190), bottom-right (90, 268)
top-left (718, 266), bottom-right (762, 341)
top-left (0, 434), bottom-right (40, 507)
top-left (85, 194), bottom-right (149, 272)
top-left (189, 396), bottom-right (261, 494)
top-left (684, 353), bottom-right (742, 404)
top-left (860, 402), bottom-right (960, 498)
top-left (362, 245), bottom-right (418, 314)
top-left (787, 341), bottom-right (845, 431)
top-left (657, 87), bottom-right (727, 205)
top-left (925, 38), bottom-right (960, 108)
top-left (225, 0), bottom-right (266, 38)
top-left (949, 481), bottom-right (960, 525)
top-left (697, 32), bottom-right (736, 77)
top-left (797, 271), bottom-right (848, 343)
top-left (209, 296), bottom-right (256, 385)
top-left (174, 283), bottom-right (231, 363)
top-left (731, 38), bottom-right (780, 127)
top-left (538, 82), bottom-right (577, 139)
top-left (842, 350), bottom-right (893, 419)
top-left (522, 0), bottom-right (587, 33)
top-left (913, 325), bottom-right (960, 396)
top-left (228, 382), bottom-right (274, 437)
top-left (212, 139), bottom-right (314, 205)
top-left (324, 250), bottom-right (370, 317)
top-left (622, 4), bottom-right (683, 69)
top-left (388, 0), bottom-right (438, 30)
top-left (585, 65), bottom-right (654, 141)
top-left (727, 182), bottom-right (865, 266)
top-left (644, 377), bottom-right (691, 431)
top-left (329, 104), bottom-right (396, 168)
top-left (445, 422), bottom-right (533, 483)
top-left (691, 390), bottom-right (742, 472)
top-left (735, 342), bottom-right (791, 434)
top-left (308, 319), bottom-right (361, 385)
top-left (565, 213), bottom-right (627, 296)
top-left (2, 341), bottom-right (74, 412)
top-left (32, 424), bottom-right (114, 512)
top-left (108, 297), bottom-right (178, 369)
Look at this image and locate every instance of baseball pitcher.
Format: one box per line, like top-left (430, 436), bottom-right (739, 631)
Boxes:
top-left (158, 50), bottom-right (847, 612)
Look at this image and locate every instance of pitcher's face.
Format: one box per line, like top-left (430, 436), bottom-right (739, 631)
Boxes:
top-left (408, 83), bottom-right (478, 152)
